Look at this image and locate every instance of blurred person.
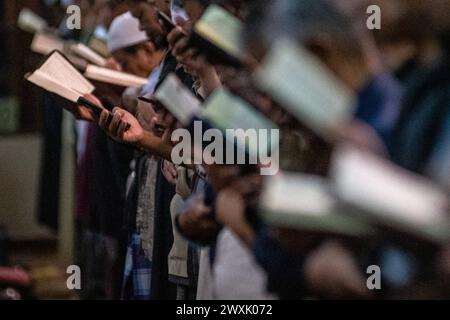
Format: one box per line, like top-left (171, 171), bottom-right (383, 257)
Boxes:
top-left (371, 0), bottom-right (441, 84)
top-left (388, 1), bottom-right (450, 297)
top-left (168, 0), bottom-right (279, 300)
top-left (208, 0), bottom-right (406, 299)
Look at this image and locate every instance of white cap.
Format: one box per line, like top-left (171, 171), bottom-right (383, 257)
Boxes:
top-left (107, 12), bottom-right (148, 53)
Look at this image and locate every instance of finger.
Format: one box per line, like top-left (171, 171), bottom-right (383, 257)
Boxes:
top-left (98, 110), bottom-right (110, 129)
top-left (117, 120), bottom-right (129, 137)
top-left (169, 164), bottom-right (178, 177)
top-left (109, 111), bottom-right (123, 133)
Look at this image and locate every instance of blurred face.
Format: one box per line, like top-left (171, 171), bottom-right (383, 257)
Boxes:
top-left (183, 0), bottom-right (207, 24)
top-left (127, 0), bottom-right (171, 47)
top-left (112, 42), bottom-right (163, 77)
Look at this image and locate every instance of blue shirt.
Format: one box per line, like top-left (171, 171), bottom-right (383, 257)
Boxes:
top-left (356, 72), bottom-right (404, 147)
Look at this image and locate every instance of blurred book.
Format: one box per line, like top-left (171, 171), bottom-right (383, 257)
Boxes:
top-left (70, 43), bottom-right (107, 67)
top-left (31, 32), bottom-right (88, 70)
top-left (31, 34), bottom-right (105, 68)
top-left (88, 37), bottom-right (110, 58)
top-left (331, 145), bottom-right (450, 245)
top-left (31, 33), bottom-right (65, 55)
top-left (17, 8), bottom-right (48, 34)
top-left (83, 65), bottom-right (148, 87)
top-left (153, 74), bottom-right (201, 126)
top-left (259, 173), bottom-right (374, 238)
top-left (254, 38), bottom-right (355, 139)
top-left (26, 51), bottom-right (95, 103)
top-left (200, 88), bottom-right (278, 157)
top-left (188, 4), bottom-right (244, 67)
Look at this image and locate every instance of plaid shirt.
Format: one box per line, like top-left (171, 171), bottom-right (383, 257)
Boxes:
top-left (122, 234), bottom-right (152, 300)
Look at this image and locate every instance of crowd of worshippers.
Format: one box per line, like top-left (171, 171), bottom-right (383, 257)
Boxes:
top-left (34, 0), bottom-right (450, 300)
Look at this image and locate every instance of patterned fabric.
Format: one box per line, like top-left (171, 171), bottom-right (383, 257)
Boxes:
top-left (122, 234), bottom-right (152, 300)
top-left (136, 157), bottom-right (158, 258)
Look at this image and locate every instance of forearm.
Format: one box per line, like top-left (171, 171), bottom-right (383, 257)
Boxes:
top-left (136, 130), bottom-right (173, 161)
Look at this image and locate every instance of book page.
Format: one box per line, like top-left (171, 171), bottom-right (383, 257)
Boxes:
top-left (26, 51), bottom-right (94, 102)
top-left (201, 89), bottom-right (277, 131)
top-left (260, 173), bottom-right (374, 236)
top-left (154, 74), bottom-right (201, 125)
top-left (31, 33), bottom-right (65, 55)
top-left (261, 173), bottom-right (335, 217)
top-left (27, 71), bottom-right (81, 103)
top-left (84, 65), bottom-right (148, 87)
top-left (70, 43), bottom-right (107, 67)
top-left (332, 145), bottom-right (449, 228)
top-left (194, 4), bottom-right (243, 58)
top-left (18, 8), bottom-right (48, 34)
top-left (38, 52), bottom-right (94, 94)
top-left (64, 54), bottom-right (89, 71)
top-left (200, 88), bottom-right (278, 156)
top-left (254, 38), bottom-right (355, 138)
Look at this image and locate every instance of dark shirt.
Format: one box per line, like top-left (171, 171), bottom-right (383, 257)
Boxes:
top-left (390, 58), bottom-right (450, 174)
top-left (356, 72), bottom-right (403, 148)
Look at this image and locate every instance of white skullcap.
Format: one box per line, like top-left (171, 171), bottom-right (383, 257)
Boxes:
top-left (107, 12), bottom-right (148, 53)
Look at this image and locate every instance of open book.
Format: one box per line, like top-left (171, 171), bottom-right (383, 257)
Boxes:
top-left (259, 173), bottom-right (374, 238)
top-left (84, 65), bottom-right (148, 87)
top-left (25, 51), bottom-right (107, 119)
top-left (31, 33), bottom-right (107, 68)
top-left (188, 4), bottom-right (244, 67)
top-left (200, 88), bottom-right (278, 157)
top-left (152, 74), bottom-right (201, 126)
top-left (26, 51), bottom-right (94, 102)
top-left (70, 43), bottom-right (107, 67)
top-left (31, 33), bottom-right (65, 56)
top-left (254, 38), bottom-right (355, 139)
top-left (331, 145), bottom-right (450, 245)
top-left (18, 8), bottom-right (48, 34)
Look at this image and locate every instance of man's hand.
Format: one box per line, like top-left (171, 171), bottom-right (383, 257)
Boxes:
top-left (71, 93), bottom-right (104, 122)
top-left (98, 107), bottom-right (144, 146)
top-left (162, 160), bottom-right (178, 185)
top-left (304, 241), bottom-right (372, 299)
top-left (167, 24), bottom-right (213, 76)
top-left (177, 194), bottom-right (220, 243)
top-left (104, 57), bottom-right (123, 71)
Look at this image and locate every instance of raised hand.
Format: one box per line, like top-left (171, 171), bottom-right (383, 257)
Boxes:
top-left (98, 107), bottom-right (144, 146)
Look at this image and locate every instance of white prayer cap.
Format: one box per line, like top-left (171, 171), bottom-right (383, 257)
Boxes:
top-left (107, 12), bottom-right (148, 53)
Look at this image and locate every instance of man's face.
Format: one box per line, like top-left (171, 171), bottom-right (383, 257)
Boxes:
top-left (126, 0), bottom-right (170, 47)
top-left (112, 42), bottom-right (162, 77)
